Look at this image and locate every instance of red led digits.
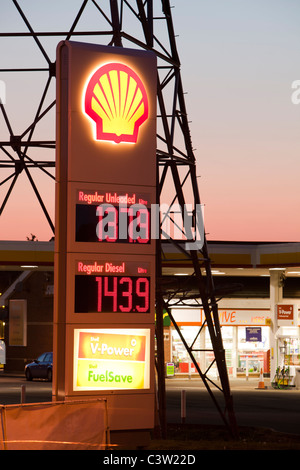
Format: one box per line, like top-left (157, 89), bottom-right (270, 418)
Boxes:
top-left (95, 276), bottom-right (150, 313)
top-left (104, 276), bottom-right (118, 311)
top-left (96, 274), bottom-right (102, 312)
top-left (128, 207), bottom-right (149, 243)
top-left (96, 205), bottom-right (118, 242)
top-left (119, 277), bottom-right (133, 312)
top-left (95, 205), bottom-right (150, 243)
top-left (135, 278), bottom-right (149, 312)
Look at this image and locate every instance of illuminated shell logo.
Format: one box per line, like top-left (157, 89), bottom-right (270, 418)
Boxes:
top-left (84, 63), bottom-right (149, 144)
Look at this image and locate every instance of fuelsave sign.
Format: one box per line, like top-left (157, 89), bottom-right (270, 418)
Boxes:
top-left (73, 329), bottom-right (150, 390)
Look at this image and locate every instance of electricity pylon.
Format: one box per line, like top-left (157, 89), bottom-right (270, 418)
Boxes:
top-left (0, 0), bottom-right (238, 438)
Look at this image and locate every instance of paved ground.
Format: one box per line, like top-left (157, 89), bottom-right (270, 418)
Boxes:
top-left (1, 372), bottom-right (300, 449)
top-left (167, 375), bottom-right (275, 390)
top-left (2, 371), bottom-right (298, 391)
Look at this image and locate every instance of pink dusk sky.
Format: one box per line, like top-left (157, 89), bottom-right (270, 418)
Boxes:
top-left (0, 0), bottom-right (300, 243)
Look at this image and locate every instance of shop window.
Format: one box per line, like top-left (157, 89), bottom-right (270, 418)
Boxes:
top-left (277, 327), bottom-right (300, 367)
top-left (172, 326), bottom-right (202, 373)
top-left (205, 326), bottom-right (233, 376)
top-left (238, 326), bottom-right (269, 351)
top-left (238, 326), bottom-right (270, 374)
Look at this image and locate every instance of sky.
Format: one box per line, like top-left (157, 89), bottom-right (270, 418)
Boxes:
top-left (0, 0), bottom-right (300, 242)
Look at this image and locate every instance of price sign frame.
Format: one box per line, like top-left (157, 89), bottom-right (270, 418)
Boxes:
top-left (54, 40), bottom-right (157, 435)
top-left (65, 253), bottom-right (155, 325)
top-left (66, 182), bottom-right (156, 255)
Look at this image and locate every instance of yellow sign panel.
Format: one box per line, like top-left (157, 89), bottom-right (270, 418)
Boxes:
top-left (76, 360), bottom-right (146, 390)
top-left (73, 328), bottom-right (150, 391)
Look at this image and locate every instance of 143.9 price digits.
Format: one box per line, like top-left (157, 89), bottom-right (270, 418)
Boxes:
top-left (75, 275), bottom-right (150, 313)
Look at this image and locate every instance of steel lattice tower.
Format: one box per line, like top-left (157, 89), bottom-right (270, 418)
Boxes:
top-left (0, 0), bottom-right (238, 438)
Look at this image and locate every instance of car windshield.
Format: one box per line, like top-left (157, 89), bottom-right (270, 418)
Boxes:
top-left (36, 353), bottom-right (46, 362)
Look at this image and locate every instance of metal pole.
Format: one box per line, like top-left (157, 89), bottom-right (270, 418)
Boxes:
top-left (181, 390), bottom-right (186, 424)
top-left (20, 385), bottom-right (26, 404)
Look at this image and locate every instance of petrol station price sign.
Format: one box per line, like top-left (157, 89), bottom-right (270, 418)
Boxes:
top-left (75, 188), bottom-right (151, 244)
top-left (74, 259), bottom-right (151, 314)
top-left (54, 41), bottom-right (156, 434)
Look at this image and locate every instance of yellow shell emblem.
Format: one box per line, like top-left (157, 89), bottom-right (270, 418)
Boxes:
top-left (84, 63), bottom-right (149, 144)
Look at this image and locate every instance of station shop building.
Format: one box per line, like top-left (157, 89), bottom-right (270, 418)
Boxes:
top-left (0, 240), bottom-right (300, 384)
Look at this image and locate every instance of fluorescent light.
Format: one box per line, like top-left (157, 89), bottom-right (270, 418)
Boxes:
top-left (20, 265), bottom-right (38, 268)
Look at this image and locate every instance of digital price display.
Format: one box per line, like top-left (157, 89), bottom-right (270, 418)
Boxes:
top-left (76, 204), bottom-right (150, 243)
top-left (75, 189), bottom-right (151, 244)
top-left (74, 259), bottom-right (152, 315)
top-left (75, 275), bottom-right (150, 313)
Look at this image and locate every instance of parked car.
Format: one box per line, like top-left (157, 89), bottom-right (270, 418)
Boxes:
top-left (25, 352), bottom-right (53, 382)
